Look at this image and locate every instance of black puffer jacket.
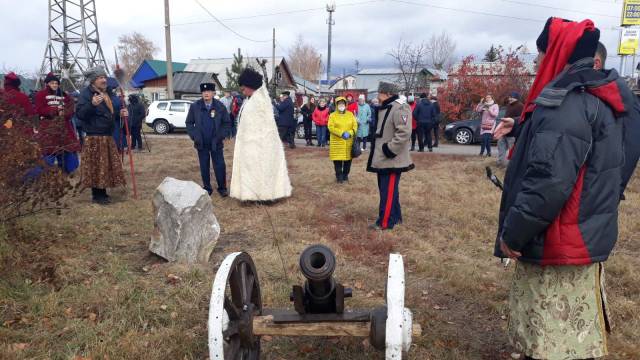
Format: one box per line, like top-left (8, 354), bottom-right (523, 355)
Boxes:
top-left (620, 93), bottom-right (640, 198)
top-left (75, 85), bottom-right (115, 136)
top-left (495, 59), bottom-right (628, 266)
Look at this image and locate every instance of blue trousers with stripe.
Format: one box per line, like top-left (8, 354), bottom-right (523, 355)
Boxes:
top-left (376, 172), bottom-right (402, 229)
top-left (197, 145), bottom-right (227, 194)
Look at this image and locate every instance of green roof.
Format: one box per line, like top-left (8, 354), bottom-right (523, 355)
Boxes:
top-left (146, 59), bottom-right (187, 77)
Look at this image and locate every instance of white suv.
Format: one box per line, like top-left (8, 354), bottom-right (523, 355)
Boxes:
top-left (146, 100), bottom-right (193, 134)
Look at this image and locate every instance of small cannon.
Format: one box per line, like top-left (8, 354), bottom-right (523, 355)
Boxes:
top-left (208, 245), bottom-right (421, 359)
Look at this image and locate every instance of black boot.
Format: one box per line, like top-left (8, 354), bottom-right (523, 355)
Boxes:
top-left (92, 188), bottom-right (110, 205)
top-left (334, 162), bottom-right (344, 183)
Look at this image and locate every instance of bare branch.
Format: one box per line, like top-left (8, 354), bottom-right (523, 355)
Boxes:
top-left (116, 32), bottom-right (159, 88)
top-left (426, 31), bottom-right (457, 71)
top-left (287, 35), bottom-right (324, 81)
top-left (388, 38), bottom-right (428, 92)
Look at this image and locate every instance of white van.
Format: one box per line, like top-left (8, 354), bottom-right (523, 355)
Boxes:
top-left (145, 100), bottom-right (193, 134)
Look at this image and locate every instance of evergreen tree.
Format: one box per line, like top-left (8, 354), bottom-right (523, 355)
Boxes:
top-left (483, 45), bottom-right (500, 62)
top-left (225, 48), bottom-right (244, 91)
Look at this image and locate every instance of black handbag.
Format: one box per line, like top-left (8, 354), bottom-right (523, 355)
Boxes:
top-left (351, 137), bottom-right (362, 158)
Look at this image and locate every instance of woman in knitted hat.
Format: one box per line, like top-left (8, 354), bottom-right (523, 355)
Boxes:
top-left (75, 66), bottom-right (126, 204)
top-left (328, 96), bottom-right (358, 183)
top-left (1, 72), bottom-right (34, 120)
top-left (34, 72), bottom-right (81, 174)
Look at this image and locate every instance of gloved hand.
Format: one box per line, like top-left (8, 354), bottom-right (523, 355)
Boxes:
top-left (342, 132), bottom-right (351, 140)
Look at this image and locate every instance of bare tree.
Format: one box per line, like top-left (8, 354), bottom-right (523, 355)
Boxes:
top-left (388, 38), bottom-right (429, 92)
top-left (287, 35), bottom-right (324, 81)
top-left (426, 31), bottom-right (457, 71)
top-left (116, 32), bottom-right (159, 87)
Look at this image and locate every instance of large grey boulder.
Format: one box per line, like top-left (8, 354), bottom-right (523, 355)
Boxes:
top-left (149, 177), bottom-right (220, 264)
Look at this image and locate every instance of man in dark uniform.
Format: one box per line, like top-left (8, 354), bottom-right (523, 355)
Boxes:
top-left (275, 91), bottom-right (296, 149)
top-left (186, 83), bottom-right (232, 197)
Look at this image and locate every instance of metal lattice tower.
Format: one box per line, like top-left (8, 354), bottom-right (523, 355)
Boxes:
top-left (38, 0), bottom-right (109, 90)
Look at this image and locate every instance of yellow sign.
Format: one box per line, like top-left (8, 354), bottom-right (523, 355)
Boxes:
top-left (619, 29), bottom-right (639, 55)
top-left (622, 0), bottom-right (640, 26)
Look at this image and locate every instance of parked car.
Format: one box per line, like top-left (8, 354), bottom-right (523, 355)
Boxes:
top-left (296, 113), bottom-right (317, 139)
top-left (145, 100), bottom-right (193, 134)
top-left (444, 109), bottom-right (505, 145)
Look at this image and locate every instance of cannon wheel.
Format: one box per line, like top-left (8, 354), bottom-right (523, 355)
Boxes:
top-left (385, 253), bottom-right (413, 359)
top-left (208, 252), bottom-right (262, 360)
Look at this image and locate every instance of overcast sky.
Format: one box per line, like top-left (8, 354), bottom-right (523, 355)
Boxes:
top-left (0, 0), bottom-right (631, 77)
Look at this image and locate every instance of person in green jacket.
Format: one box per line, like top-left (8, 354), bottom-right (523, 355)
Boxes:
top-left (356, 94), bottom-right (372, 150)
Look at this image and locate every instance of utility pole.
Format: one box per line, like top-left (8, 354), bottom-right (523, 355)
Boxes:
top-left (272, 28), bottom-right (276, 94)
top-left (164, 0), bottom-right (174, 99)
top-left (326, 2), bottom-right (336, 81)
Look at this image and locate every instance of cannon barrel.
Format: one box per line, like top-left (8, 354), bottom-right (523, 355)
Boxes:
top-left (292, 244), bottom-right (353, 314)
top-left (299, 245), bottom-right (336, 306)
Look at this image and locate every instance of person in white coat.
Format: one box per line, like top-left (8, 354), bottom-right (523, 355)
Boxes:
top-left (230, 68), bottom-right (292, 201)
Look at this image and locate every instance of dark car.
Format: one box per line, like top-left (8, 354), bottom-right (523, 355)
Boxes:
top-left (296, 113), bottom-right (317, 139)
top-left (444, 109), bottom-right (506, 145)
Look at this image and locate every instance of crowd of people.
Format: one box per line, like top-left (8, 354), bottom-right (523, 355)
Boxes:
top-left (3, 14), bottom-right (640, 359)
top-left (0, 67), bottom-right (150, 205)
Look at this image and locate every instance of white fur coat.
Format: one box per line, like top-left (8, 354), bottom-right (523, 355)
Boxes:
top-left (230, 86), bottom-right (292, 201)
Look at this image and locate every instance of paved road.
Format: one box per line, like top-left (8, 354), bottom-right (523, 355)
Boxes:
top-left (144, 132), bottom-right (493, 157)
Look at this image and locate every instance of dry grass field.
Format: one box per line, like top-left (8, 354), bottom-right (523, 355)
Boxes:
top-left (1, 137), bottom-right (638, 359)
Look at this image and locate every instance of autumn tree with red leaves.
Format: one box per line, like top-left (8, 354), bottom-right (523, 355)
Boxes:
top-left (0, 96), bottom-right (78, 223)
top-left (438, 46), bottom-right (531, 121)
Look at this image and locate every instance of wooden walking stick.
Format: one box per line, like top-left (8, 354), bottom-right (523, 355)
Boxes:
top-left (113, 64), bottom-right (138, 199)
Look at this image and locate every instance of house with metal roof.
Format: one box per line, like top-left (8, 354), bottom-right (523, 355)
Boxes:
top-left (130, 59), bottom-right (187, 89)
top-left (293, 75), bottom-right (320, 96)
top-left (184, 56), bottom-right (296, 91)
top-left (172, 72), bottom-right (220, 100)
top-left (355, 68), bottom-right (447, 97)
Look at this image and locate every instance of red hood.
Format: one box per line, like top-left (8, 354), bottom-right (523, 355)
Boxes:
top-left (522, 18), bottom-right (596, 122)
top-left (586, 79), bottom-right (627, 115)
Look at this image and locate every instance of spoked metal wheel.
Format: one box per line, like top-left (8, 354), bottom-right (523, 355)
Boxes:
top-left (209, 252), bottom-right (262, 360)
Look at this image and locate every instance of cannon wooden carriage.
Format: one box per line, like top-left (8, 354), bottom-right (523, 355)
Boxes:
top-left (208, 244), bottom-right (421, 359)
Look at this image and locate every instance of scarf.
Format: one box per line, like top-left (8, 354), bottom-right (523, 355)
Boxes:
top-left (521, 18), bottom-right (596, 123)
top-left (93, 85), bottom-right (114, 114)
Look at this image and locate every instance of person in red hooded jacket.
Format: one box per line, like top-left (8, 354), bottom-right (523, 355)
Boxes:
top-left (345, 92), bottom-right (358, 116)
top-left (34, 72), bottom-right (81, 174)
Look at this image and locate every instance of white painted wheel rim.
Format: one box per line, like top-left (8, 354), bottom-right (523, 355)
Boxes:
top-left (208, 252), bottom-right (242, 360)
top-left (385, 253), bottom-right (409, 359)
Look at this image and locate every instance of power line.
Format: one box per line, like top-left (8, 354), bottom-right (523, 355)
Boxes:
top-left (275, 41), bottom-right (289, 56)
top-left (497, 0), bottom-right (619, 19)
top-left (389, 0), bottom-right (619, 31)
top-left (192, 0), bottom-right (271, 42)
top-left (174, 0), bottom-right (384, 27)
top-left (391, 0), bottom-right (545, 23)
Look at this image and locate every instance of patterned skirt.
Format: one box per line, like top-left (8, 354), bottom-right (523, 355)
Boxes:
top-left (80, 136), bottom-right (126, 189)
top-left (508, 262), bottom-right (609, 360)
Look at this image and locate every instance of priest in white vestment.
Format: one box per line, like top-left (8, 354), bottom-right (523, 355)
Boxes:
top-left (230, 68), bottom-right (293, 201)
